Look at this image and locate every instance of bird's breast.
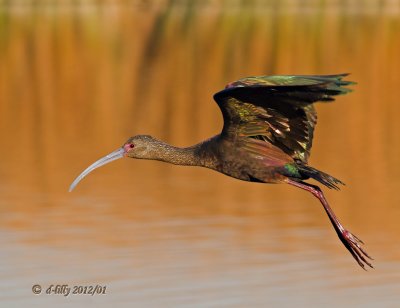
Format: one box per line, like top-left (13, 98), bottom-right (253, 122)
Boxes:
top-left (198, 136), bottom-right (287, 184)
top-left (218, 145), bottom-right (287, 183)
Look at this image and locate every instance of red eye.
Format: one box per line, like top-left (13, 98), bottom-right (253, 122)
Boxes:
top-left (129, 144), bottom-right (135, 148)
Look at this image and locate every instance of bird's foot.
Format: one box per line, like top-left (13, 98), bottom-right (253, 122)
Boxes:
top-left (340, 229), bottom-right (373, 269)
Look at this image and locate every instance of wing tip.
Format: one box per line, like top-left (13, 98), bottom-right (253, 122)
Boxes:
top-left (313, 73), bottom-right (356, 96)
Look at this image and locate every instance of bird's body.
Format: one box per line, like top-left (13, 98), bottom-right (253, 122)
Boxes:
top-left (70, 74), bottom-right (373, 269)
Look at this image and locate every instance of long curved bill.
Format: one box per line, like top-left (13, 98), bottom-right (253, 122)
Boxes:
top-left (69, 148), bottom-right (125, 192)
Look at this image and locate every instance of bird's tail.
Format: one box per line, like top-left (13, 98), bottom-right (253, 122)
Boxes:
top-left (297, 164), bottom-right (345, 190)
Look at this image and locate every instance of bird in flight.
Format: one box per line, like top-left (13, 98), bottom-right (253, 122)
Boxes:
top-left (70, 74), bottom-right (372, 269)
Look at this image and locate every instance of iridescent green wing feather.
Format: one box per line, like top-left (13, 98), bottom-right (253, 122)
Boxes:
top-left (213, 74), bottom-right (355, 163)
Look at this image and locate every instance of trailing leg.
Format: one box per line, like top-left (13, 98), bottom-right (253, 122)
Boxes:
top-left (287, 179), bottom-right (373, 269)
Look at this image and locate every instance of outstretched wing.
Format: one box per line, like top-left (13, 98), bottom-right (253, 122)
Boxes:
top-left (213, 74), bottom-right (355, 163)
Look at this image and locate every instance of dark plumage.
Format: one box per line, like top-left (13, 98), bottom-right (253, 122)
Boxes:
top-left (70, 73), bottom-right (372, 269)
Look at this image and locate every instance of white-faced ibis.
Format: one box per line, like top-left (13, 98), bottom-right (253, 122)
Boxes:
top-left (70, 74), bottom-right (372, 269)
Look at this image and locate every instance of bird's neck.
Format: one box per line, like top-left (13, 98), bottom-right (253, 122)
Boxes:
top-left (150, 142), bottom-right (203, 167)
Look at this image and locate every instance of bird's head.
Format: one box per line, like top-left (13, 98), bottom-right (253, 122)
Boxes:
top-left (123, 135), bottom-right (162, 159)
top-left (69, 134), bottom-right (160, 192)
